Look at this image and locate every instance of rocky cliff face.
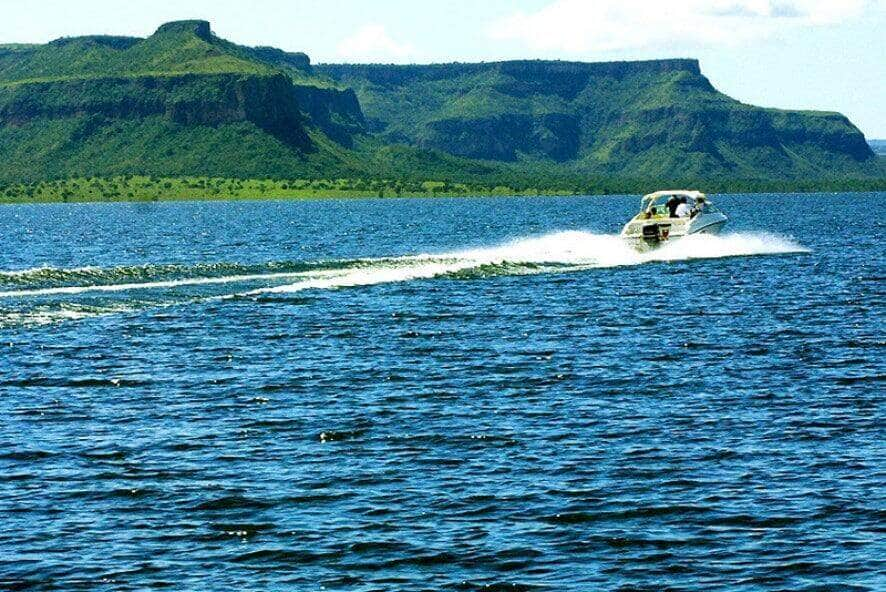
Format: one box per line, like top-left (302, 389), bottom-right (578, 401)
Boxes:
top-left (0, 19), bottom-right (376, 178)
top-left (0, 73), bottom-right (312, 149)
top-left (292, 85), bottom-right (365, 146)
top-left (421, 113), bottom-right (580, 161)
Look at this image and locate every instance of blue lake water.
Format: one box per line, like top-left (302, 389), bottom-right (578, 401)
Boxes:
top-left (1, 193), bottom-right (883, 590)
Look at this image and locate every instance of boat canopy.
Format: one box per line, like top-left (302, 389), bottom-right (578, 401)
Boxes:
top-left (640, 190), bottom-right (706, 209)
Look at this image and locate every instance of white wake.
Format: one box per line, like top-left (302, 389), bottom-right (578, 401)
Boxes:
top-left (0, 231), bottom-right (807, 302)
top-left (253, 231), bottom-right (808, 295)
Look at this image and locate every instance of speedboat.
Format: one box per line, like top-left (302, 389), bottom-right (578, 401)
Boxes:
top-left (620, 190), bottom-right (727, 250)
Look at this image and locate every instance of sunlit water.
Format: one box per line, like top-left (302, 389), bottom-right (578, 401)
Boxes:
top-left (0, 194), bottom-right (883, 590)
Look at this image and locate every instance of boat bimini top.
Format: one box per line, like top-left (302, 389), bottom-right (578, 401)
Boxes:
top-left (640, 190), bottom-right (707, 212)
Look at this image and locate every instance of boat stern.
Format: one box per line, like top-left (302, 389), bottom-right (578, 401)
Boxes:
top-left (621, 217), bottom-right (689, 248)
top-left (620, 190), bottom-right (728, 250)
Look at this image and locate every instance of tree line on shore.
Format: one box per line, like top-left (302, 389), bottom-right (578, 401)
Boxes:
top-left (0, 174), bottom-right (883, 203)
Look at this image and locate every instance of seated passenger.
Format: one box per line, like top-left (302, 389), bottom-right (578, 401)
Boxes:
top-left (645, 206), bottom-right (658, 219)
top-left (667, 196), bottom-right (680, 218)
top-left (675, 196), bottom-right (691, 218)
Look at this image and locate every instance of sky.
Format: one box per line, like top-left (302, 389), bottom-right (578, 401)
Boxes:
top-left (1, 0), bottom-right (883, 137)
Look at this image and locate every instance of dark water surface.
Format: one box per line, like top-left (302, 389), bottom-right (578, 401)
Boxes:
top-left (1, 193), bottom-right (883, 590)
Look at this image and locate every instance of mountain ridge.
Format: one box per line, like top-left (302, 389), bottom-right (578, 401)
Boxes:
top-left (317, 59), bottom-right (874, 178)
top-left (0, 21), bottom-right (376, 182)
top-left (0, 20), bottom-right (882, 193)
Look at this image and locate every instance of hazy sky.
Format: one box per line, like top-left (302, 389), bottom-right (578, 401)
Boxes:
top-left (1, 0), bottom-right (883, 136)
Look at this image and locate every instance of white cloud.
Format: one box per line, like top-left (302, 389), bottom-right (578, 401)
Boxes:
top-left (336, 24), bottom-right (414, 63)
top-left (486, 0), bottom-right (870, 54)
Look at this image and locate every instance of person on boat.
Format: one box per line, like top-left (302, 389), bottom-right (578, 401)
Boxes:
top-left (675, 196), bottom-right (691, 217)
top-left (666, 195), bottom-right (680, 218)
top-left (691, 196), bottom-right (707, 218)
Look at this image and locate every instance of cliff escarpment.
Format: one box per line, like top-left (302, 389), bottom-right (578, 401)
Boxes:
top-left (0, 21), bottom-right (372, 182)
top-left (0, 74), bottom-right (311, 149)
top-left (0, 19), bottom-right (880, 188)
top-left (318, 59), bottom-right (876, 178)
top-left (292, 85), bottom-right (365, 146)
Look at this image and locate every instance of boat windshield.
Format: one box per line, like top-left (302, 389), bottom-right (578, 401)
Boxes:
top-left (642, 194), bottom-right (675, 210)
top-left (637, 192), bottom-right (718, 217)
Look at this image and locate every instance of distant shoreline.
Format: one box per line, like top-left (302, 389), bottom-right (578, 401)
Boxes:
top-left (0, 175), bottom-right (883, 204)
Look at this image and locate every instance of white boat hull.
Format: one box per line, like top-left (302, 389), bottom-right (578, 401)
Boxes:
top-left (621, 211), bottom-right (728, 250)
top-left (619, 190), bottom-right (729, 251)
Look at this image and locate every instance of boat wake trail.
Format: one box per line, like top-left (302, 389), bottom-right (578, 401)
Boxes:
top-left (250, 231), bottom-right (808, 295)
top-left (0, 231), bottom-right (807, 327)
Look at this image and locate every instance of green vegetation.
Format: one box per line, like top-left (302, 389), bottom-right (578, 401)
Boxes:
top-left (0, 21), bottom-right (363, 184)
top-left (0, 20), bottom-right (882, 202)
top-left (2, 174), bottom-right (883, 204)
top-left (0, 21), bottom-right (274, 84)
top-left (0, 20), bottom-right (337, 89)
top-left (319, 60), bottom-right (880, 181)
top-left (0, 176), bottom-right (573, 203)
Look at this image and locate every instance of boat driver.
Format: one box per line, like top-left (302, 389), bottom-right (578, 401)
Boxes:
top-left (675, 196), bottom-right (691, 217)
top-left (691, 196), bottom-right (707, 217)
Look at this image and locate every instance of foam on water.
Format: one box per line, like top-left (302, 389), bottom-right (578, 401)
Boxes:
top-left (0, 303), bottom-right (142, 328)
top-left (642, 232), bottom-right (809, 262)
top-left (0, 269), bottom-right (346, 299)
top-left (0, 231), bottom-right (807, 304)
top-left (256, 231), bottom-right (808, 295)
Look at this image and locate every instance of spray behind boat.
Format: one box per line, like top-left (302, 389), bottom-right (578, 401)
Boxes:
top-left (620, 190), bottom-right (729, 250)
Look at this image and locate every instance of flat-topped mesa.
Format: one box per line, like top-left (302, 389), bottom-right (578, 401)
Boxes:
top-left (0, 18), bottom-right (369, 154)
top-left (48, 35), bottom-right (140, 50)
top-left (0, 18), bottom-right (879, 185)
top-left (318, 57), bottom-right (874, 171)
top-left (318, 58), bottom-right (701, 86)
top-left (496, 58), bottom-right (700, 76)
top-left (248, 46), bottom-right (313, 74)
top-left (153, 20), bottom-right (213, 41)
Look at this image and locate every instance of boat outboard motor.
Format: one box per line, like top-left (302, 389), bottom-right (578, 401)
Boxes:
top-left (642, 225), bottom-right (660, 240)
top-left (642, 223), bottom-right (671, 242)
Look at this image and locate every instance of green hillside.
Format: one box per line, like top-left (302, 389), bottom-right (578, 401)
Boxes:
top-left (318, 60), bottom-right (879, 181)
top-left (0, 21), bottom-right (278, 84)
top-left (0, 19), bottom-right (882, 197)
top-left (0, 21), bottom-right (375, 184)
